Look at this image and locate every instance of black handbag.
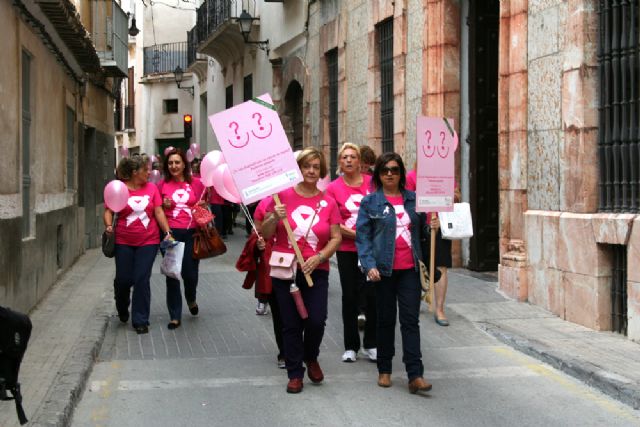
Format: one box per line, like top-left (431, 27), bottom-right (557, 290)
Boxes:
top-left (102, 214), bottom-right (117, 258)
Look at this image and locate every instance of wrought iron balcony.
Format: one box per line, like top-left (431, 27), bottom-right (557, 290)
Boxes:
top-left (193, 0), bottom-right (249, 65)
top-left (92, 0), bottom-right (128, 77)
top-left (143, 42), bottom-right (188, 75)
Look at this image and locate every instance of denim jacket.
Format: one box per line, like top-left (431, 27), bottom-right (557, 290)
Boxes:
top-left (355, 188), bottom-right (424, 277)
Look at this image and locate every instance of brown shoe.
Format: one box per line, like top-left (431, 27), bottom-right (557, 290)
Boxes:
top-left (286, 378), bottom-right (303, 393)
top-left (306, 360), bottom-right (324, 384)
top-left (377, 373), bottom-right (392, 388)
top-left (408, 376), bottom-right (432, 394)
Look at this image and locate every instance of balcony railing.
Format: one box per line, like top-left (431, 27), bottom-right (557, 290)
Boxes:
top-left (143, 42), bottom-right (188, 75)
top-left (92, 0), bottom-right (128, 77)
top-left (196, 0), bottom-right (239, 43)
top-left (187, 27), bottom-right (198, 67)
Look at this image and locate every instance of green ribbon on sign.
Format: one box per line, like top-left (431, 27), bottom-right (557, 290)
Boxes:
top-left (251, 97), bottom-right (276, 111)
top-left (442, 118), bottom-right (454, 137)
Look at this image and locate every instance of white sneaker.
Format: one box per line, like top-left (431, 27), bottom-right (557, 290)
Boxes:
top-left (362, 348), bottom-right (377, 362)
top-left (342, 350), bottom-right (357, 363)
top-left (256, 301), bottom-right (269, 315)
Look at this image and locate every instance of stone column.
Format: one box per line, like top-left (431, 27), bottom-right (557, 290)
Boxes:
top-left (498, 0), bottom-right (529, 301)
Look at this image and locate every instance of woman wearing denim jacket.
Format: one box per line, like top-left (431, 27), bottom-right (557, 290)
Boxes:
top-left (355, 152), bottom-right (432, 394)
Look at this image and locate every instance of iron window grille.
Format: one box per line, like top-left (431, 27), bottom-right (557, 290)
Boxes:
top-left (598, 1), bottom-right (640, 212)
top-left (327, 48), bottom-right (339, 179)
top-left (143, 42), bottom-right (188, 75)
top-left (611, 244), bottom-right (628, 335)
top-left (378, 19), bottom-right (394, 154)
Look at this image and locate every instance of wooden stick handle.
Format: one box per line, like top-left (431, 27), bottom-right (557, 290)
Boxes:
top-left (428, 212), bottom-right (437, 313)
top-left (273, 194), bottom-right (314, 287)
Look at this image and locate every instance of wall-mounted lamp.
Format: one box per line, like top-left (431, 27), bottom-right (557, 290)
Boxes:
top-left (237, 10), bottom-right (269, 54)
top-left (127, 13), bottom-right (140, 37)
top-left (174, 66), bottom-right (194, 97)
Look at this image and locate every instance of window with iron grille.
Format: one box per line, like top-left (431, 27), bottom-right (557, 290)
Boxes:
top-left (611, 244), bottom-right (628, 335)
top-left (378, 19), bottom-right (394, 154)
top-left (597, 1), bottom-right (639, 212)
top-left (327, 48), bottom-right (339, 179)
top-left (226, 85), bottom-right (233, 108)
top-left (243, 74), bottom-right (253, 102)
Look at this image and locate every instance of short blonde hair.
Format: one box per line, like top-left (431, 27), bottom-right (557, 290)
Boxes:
top-left (338, 142), bottom-right (360, 159)
top-left (297, 146), bottom-right (328, 178)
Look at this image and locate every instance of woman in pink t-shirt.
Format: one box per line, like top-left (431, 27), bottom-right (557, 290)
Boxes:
top-left (325, 143), bottom-right (377, 364)
top-left (260, 147), bottom-right (342, 394)
top-left (103, 155), bottom-right (172, 335)
top-left (157, 149), bottom-right (207, 330)
top-left (355, 152), bottom-right (432, 394)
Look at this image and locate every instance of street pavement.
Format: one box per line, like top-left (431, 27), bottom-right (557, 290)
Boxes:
top-left (2, 228), bottom-right (640, 426)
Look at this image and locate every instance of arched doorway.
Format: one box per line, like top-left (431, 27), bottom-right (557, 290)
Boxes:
top-left (284, 80), bottom-right (303, 151)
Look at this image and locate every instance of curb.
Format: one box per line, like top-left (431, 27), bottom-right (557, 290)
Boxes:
top-left (479, 322), bottom-right (640, 410)
top-left (30, 292), bottom-right (112, 427)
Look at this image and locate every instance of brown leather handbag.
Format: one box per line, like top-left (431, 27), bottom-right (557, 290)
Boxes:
top-left (192, 224), bottom-right (227, 259)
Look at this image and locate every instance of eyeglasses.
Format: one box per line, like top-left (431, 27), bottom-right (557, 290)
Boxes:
top-left (380, 166), bottom-right (400, 176)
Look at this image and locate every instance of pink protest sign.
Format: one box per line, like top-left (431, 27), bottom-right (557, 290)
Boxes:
top-left (208, 93), bottom-right (302, 205)
top-left (416, 117), bottom-right (458, 213)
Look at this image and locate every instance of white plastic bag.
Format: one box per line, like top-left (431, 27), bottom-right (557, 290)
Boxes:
top-left (439, 202), bottom-right (473, 240)
top-left (160, 241), bottom-right (185, 279)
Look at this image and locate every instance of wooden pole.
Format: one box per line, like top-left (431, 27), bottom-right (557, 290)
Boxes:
top-left (273, 194), bottom-right (314, 287)
top-left (428, 212), bottom-right (437, 313)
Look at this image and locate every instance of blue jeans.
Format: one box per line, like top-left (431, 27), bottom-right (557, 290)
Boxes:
top-left (165, 228), bottom-right (200, 321)
top-left (272, 269), bottom-right (329, 379)
top-left (376, 269), bottom-right (424, 380)
top-left (114, 244), bottom-right (158, 327)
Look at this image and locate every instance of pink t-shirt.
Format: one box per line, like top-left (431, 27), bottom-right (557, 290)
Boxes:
top-left (406, 170), bottom-right (417, 191)
top-left (115, 183), bottom-right (163, 247)
top-left (208, 186), bottom-right (225, 205)
top-left (325, 175), bottom-right (372, 252)
top-left (267, 187), bottom-right (341, 271)
top-left (157, 178), bottom-right (206, 229)
top-left (386, 195), bottom-right (415, 270)
top-left (253, 196), bottom-right (273, 222)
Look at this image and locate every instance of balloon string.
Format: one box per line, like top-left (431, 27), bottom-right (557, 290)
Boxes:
top-left (239, 203), bottom-right (259, 236)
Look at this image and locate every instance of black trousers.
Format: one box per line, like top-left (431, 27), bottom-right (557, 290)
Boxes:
top-left (336, 251), bottom-right (377, 351)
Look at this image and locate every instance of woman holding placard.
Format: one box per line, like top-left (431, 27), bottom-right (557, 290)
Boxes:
top-left (103, 155), bottom-right (172, 334)
top-left (356, 152), bottom-right (432, 394)
top-left (261, 147), bottom-right (342, 394)
top-left (325, 143), bottom-right (377, 363)
top-left (157, 148), bottom-right (207, 330)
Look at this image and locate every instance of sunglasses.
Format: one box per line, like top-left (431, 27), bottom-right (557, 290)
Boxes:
top-left (380, 166), bottom-right (401, 176)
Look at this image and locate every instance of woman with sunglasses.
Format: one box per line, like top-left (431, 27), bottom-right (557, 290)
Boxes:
top-left (260, 147), bottom-right (342, 394)
top-left (325, 142), bottom-right (377, 363)
top-left (356, 152), bottom-right (432, 394)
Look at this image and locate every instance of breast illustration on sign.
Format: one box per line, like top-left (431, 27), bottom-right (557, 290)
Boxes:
top-left (416, 117), bottom-right (458, 213)
top-left (209, 94), bottom-right (302, 205)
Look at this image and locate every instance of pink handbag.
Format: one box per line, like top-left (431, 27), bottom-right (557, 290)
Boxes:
top-left (192, 205), bottom-right (214, 227)
top-left (269, 251), bottom-right (297, 280)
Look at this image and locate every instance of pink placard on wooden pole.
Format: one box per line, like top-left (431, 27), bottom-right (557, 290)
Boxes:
top-left (416, 117), bottom-right (458, 313)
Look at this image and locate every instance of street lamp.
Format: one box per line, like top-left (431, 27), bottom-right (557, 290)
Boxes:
top-left (127, 13), bottom-right (140, 37)
top-left (236, 9), bottom-right (269, 54)
top-left (173, 66), bottom-right (194, 97)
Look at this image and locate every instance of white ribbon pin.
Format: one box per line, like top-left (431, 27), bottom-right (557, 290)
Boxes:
top-left (171, 188), bottom-right (192, 219)
top-left (126, 195), bottom-right (151, 228)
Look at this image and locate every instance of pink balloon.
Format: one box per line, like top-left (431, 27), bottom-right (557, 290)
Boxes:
top-left (316, 176), bottom-right (330, 192)
top-left (212, 164), bottom-right (241, 203)
top-left (119, 146), bottom-right (129, 158)
top-left (164, 146), bottom-right (175, 157)
top-left (190, 143), bottom-right (200, 158)
top-left (149, 169), bottom-right (162, 184)
top-left (186, 148), bottom-right (195, 163)
top-left (104, 180), bottom-right (129, 212)
top-left (200, 150), bottom-right (225, 187)
top-left (150, 155), bottom-right (158, 164)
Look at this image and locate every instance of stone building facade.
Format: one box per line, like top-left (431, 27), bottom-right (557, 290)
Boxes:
top-left (0, 0), bottom-right (125, 312)
top-left (189, 0), bottom-right (638, 341)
